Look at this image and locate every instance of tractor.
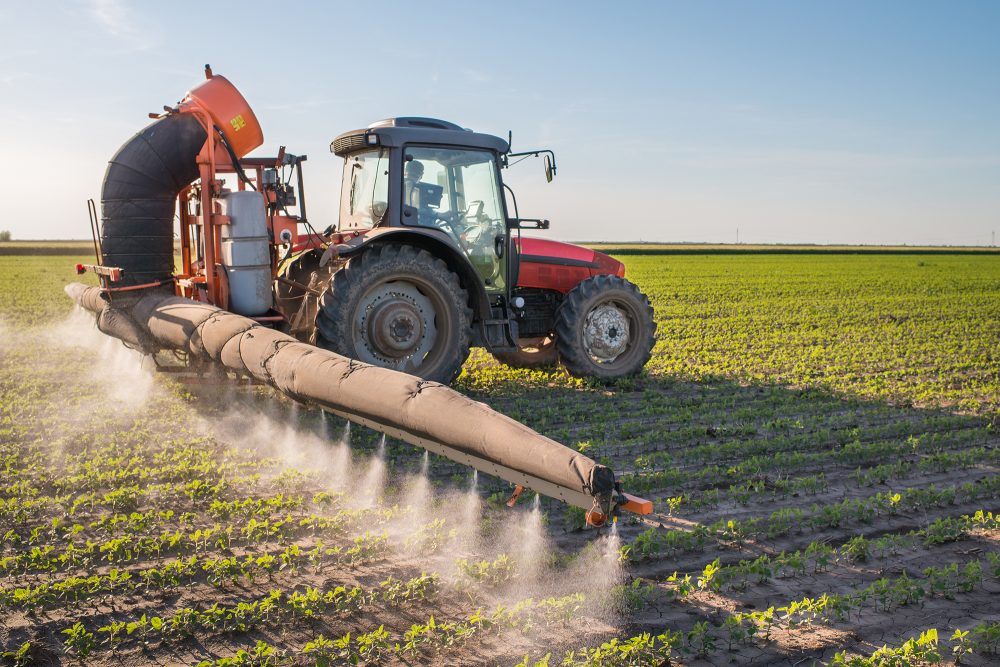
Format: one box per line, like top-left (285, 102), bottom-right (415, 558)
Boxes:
top-left (271, 118), bottom-right (656, 384)
top-left (130, 69), bottom-right (656, 385)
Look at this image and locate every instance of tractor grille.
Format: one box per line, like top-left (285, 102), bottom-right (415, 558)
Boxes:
top-left (331, 133), bottom-right (368, 156)
top-left (513, 288), bottom-right (560, 338)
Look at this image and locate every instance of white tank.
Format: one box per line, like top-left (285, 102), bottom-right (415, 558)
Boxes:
top-left (219, 191), bottom-right (273, 316)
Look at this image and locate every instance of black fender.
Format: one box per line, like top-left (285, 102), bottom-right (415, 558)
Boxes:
top-left (326, 227), bottom-right (492, 325)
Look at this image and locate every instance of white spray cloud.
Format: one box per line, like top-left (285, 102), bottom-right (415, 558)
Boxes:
top-left (202, 391), bottom-right (628, 633)
top-left (45, 307), bottom-right (157, 411)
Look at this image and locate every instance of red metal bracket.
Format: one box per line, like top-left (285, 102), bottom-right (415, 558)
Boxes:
top-left (585, 508), bottom-right (608, 528)
top-left (76, 264), bottom-right (123, 282)
top-left (619, 492), bottom-right (653, 516)
top-left (505, 485), bottom-right (525, 508)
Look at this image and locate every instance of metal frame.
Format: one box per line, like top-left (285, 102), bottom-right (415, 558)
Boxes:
top-left (322, 407), bottom-right (652, 521)
top-left (175, 118), bottom-right (319, 311)
top-left (323, 408), bottom-right (598, 511)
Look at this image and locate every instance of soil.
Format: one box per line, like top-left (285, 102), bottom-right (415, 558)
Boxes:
top-left (1, 311), bottom-right (997, 666)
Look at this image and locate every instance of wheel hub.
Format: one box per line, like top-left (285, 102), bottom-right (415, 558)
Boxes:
top-left (369, 300), bottom-right (425, 356)
top-left (355, 281), bottom-right (437, 368)
top-left (583, 303), bottom-right (630, 362)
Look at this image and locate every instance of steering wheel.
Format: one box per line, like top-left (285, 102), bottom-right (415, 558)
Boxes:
top-left (435, 202), bottom-right (492, 244)
top-left (434, 209), bottom-right (464, 236)
top-left (436, 209), bottom-right (465, 225)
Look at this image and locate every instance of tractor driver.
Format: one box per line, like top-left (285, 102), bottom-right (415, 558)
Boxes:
top-left (402, 160), bottom-right (440, 227)
top-left (403, 159), bottom-right (425, 208)
top-left (403, 160), bottom-right (456, 230)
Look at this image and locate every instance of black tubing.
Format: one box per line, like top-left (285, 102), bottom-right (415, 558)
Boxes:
top-left (100, 114), bottom-right (207, 290)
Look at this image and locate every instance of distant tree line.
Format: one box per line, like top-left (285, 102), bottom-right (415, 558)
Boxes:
top-left (0, 231), bottom-right (11, 242)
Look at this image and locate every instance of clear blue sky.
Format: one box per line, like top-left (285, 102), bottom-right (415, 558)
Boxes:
top-left (2, 1), bottom-right (998, 244)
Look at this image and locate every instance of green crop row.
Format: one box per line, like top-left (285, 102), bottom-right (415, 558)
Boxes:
top-left (720, 554), bottom-right (997, 644)
top-left (0, 473), bottom-right (269, 526)
top-left (0, 504), bottom-right (409, 576)
top-left (58, 573), bottom-right (439, 657)
top-left (0, 531), bottom-right (390, 611)
top-left (669, 442), bottom-right (995, 513)
top-left (656, 415), bottom-right (982, 468)
top-left (190, 593), bottom-right (587, 666)
top-left (831, 623), bottom-right (1000, 666)
top-left (511, 620), bottom-right (1000, 667)
top-left (624, 477), bottom-right (1000, 561)
top-left (666, 510), bottom-right (1000, 594)
top-left (545, 558), bottom-right (996, 664)
top-left (623, 424), bottom-right (990, 498)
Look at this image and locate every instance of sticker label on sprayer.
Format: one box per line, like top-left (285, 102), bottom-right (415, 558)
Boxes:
top-left (230, 114), bottom-right (246, 132)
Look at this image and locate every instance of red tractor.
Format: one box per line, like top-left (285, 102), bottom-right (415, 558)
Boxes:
top-left (275, 118), bottom-right (655, 383)
top-left (155, 72), bottom-right (655, 384)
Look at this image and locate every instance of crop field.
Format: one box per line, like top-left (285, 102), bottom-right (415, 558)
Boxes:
top-left (0, 245), bottom-right (998, 666)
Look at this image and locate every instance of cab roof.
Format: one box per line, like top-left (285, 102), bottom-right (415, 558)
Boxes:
top-left (331, 117), bottom-right (509, 156)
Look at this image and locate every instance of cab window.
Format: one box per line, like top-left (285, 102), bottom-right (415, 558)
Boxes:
top-left (402, 147), bottom-right (507, 290)
top-left (339, 148), bottom-right (388, 230)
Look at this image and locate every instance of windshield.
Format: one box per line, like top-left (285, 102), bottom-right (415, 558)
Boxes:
top-left (338, 148), bottom-right (388, 230)
top-left (403, 147), bottom-right (507, 290)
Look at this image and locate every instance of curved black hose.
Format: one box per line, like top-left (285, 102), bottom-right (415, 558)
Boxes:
top-left (100, 114), bottom-right (208, 291)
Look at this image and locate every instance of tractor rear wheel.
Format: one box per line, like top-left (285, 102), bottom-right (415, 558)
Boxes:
top-left (491, 336), bottom-right (559, 369)
top-left (315, 244), bottom-right (472, 384)
top-left (554, 275), bottom-right (656, 380)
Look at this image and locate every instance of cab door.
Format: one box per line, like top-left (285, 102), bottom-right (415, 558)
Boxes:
top-left (403, 147), bottom-right (508, 294)
top-left (451, 156), bottom-right (507, 292)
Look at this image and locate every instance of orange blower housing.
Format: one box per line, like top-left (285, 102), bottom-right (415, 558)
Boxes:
top-left (167, 67), bottom-right (296, 311)
top-left (180, 74), bottom-right (263, 159)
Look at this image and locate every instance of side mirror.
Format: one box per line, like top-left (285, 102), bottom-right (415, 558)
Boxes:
top-left (544, 155), bottom-right (554, 182)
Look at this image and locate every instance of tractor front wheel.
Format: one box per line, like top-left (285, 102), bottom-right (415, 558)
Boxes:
top-left (315, 244), bottom-right (472, 384)
top-left (554, 275), bottom-right (656, 380)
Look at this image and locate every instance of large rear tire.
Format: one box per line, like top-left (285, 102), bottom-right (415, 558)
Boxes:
top-left (491, 336), bottom-right (559, 369)
top-left (315, 244), bottom-right (472, 384)
top-left (554, 275), bottom-right (656, 380)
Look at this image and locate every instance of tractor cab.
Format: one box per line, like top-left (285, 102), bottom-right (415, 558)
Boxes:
top-left (334, 121), bottom-right (510, 297)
